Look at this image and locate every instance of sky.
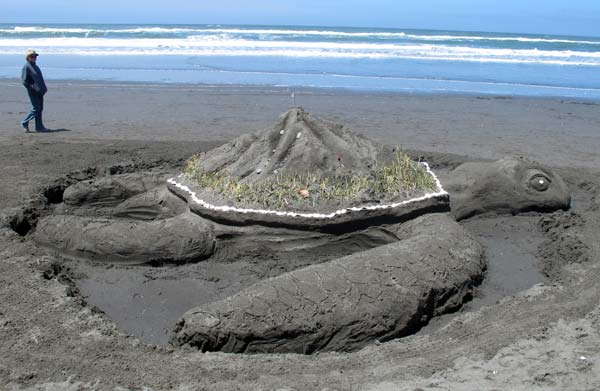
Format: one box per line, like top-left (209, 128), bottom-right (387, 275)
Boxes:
top-left (1, 0), bottom-right (600, 37)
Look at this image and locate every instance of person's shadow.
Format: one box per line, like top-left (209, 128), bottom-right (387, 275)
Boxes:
top-left (36, 128), bottom-right (71, 133)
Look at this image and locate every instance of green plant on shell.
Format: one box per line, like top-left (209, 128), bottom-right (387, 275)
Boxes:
top-left (183, 152), bottom-right (436, 209)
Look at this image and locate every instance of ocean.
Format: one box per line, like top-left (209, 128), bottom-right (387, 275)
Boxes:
top-left (1, 23), bottom-right (599, 99)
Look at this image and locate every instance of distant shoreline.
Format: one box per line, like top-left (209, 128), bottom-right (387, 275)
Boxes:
top-left (3, 77), bottom-right (600, 103)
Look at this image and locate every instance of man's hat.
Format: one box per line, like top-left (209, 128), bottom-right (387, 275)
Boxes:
top-left (26, 49), bottom-right (39, 59)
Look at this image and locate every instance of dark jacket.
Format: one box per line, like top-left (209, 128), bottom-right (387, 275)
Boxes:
top-left (21, 62), bottom-right (47, 95)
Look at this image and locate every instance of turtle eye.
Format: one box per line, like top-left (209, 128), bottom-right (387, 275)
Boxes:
top-left (528, 174), bottom-right (551, 191)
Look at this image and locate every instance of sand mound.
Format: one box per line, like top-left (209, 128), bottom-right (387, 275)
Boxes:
top-left (197, 107), bottom-right (382, 182)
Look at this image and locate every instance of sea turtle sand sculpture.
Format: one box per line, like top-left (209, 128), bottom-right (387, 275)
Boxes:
top-left (33, 108), bottom-right (570, 354)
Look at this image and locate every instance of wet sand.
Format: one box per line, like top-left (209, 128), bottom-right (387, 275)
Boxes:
top-left (2, 79), bottom-right (600, 168)
top-left (1, 80), bottom-right (600, 389)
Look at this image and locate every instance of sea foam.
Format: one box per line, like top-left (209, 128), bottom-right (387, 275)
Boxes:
top-left (0, 36), bottom-right (598, 66)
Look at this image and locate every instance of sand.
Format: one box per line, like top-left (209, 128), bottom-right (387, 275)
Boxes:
top-left (1, 79), bottom-right (600, 390)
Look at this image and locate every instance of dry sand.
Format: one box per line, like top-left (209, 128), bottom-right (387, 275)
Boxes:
top-left (1, 79), bottom-right (600, 390)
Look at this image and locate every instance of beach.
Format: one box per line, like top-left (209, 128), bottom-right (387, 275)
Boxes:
top-left (1, 80), bottom-right (600, 389)
top-left (3, 79), bottom-right (600, 158)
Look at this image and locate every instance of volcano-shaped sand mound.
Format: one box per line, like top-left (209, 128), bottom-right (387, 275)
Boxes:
top-left (198, 107), bottom-right (382, 181)
top-left (169, 108), bottom-right (447, 230)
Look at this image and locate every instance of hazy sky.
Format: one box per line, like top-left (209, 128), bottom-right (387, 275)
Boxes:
top-left (2, 0), bottom-right (600, 36)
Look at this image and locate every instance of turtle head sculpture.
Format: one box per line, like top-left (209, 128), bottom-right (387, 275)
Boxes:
top-left (445, 157), bottom-right (571, 220)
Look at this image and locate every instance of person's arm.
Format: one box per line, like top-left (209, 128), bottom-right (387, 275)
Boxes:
top-left (21, 65), bottom-right (29, 87)
top-left (21, 65), bottom-right (35, 91)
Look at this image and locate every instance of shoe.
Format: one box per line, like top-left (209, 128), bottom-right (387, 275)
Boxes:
top-left (36, 127), bottom-right (50, 132)
top-left (21, 123), bottom-right (30, 132)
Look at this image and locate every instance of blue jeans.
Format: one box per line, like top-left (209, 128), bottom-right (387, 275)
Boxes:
top-left (22, 90), bottom-right (45, 130)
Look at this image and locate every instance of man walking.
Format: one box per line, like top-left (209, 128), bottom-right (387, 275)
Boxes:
top-left (21, 49), bottom-right (48, 132)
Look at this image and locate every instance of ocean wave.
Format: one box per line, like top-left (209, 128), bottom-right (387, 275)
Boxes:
top-left (401, 33), bottom-right (600, 45)
top-left (1, 37), bottom-right (599, 66)
top-left (0, 26), bottom-right (407, 37)
top-left (7, 26), bottom-right (93, 33)
top-left (0, 26), bottom-right (199, 34)
top-left (2, 25), bottom-right (599, 46)
top-left (185, 28), bottom-right (408, 38)
top-left (191, 28), bottom-right (600, 45)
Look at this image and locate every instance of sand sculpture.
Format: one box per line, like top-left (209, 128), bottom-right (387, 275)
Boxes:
top-left (446, 158), bottom-right (571, 220)
top-left (33, 108), bottom-right (570, 353)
